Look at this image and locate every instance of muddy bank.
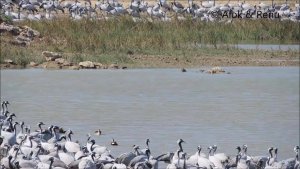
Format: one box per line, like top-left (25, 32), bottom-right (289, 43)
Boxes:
top-left (1, 53), bottom-right (299, 70)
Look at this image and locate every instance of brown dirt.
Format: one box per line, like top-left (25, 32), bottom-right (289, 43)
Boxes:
top-left (1, 53), bottom-right (299, 70)
top-left (125, 53), bottom-right (299, 68)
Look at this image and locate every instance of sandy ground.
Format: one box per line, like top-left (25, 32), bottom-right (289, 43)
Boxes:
top-left (124, 53), bottom-right (300, 68)
top-left (1, 52), bottom-right (299, 69)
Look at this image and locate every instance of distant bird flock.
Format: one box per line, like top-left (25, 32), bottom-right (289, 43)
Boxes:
top-left (0, 0), bottom-right (300, 22)
top-left (0, 101), bottom-right (299, 169)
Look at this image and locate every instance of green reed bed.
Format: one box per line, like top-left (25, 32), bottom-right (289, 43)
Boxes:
top-left (1, 17), bottom-right (299, 66)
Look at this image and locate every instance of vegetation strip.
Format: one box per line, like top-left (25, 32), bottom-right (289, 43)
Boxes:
top-left (1, 19), bottom-right (299, 68)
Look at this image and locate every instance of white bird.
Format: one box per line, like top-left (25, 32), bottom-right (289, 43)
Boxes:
top-left (166, 150), bottom-right (184, 169)
top-left (78, 153), bottom-right (98, 169)
top-left (58, 151), bottom-right (75, 165)
top-left (171, 0), bottom-right (184, 14)
top-left (1, 101), bottom-right (8, 117)
top-left (111, 163), bottom-right (127, 169)
top-left (197, 155), bottom-right (214, 169)
top-left (212, 145), bottom-right (230, 162)
top-left (64, 130), bottom-right (80, 153)
top-left (1, 155), bottom-right (14, 169)
top-left (186, 146), bottom-right (207, 165)
top-left (208, 145), bottom-right (227, 169)
top-left (87, 139), bottom-right (109, 155)
top-left (116, 147), bottom-right (137, 166)
top-left (22, 134), bottom-right (38, 148)
top-left (48, 156), bottom-right (68, 169)
top-left (202, 1), bottom-right (214, 8)
top-left (141, 139), bottom-right (150, 155)
top-left (1, 122), bottom-right (18, 146)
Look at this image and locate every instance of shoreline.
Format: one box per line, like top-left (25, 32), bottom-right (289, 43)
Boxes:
top-left (1, 54), bottom-right (299, 70)
top-left (1, 20), bottom-right (299, 70)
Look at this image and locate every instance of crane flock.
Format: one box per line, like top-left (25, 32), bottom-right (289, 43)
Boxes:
top-left (0, 101), bottom-right (299, 169)
top-left (1, 0), bottom-right (300, 22)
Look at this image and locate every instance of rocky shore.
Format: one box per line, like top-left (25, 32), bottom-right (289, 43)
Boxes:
top-left (1, 53), bottom-right (126, 70)
top-left (2, 52), bottom-right (299, 70)
top-left (0, 23), bottom-right (124, 70)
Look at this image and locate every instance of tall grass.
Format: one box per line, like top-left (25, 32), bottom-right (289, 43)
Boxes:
top-left (1, 17), bottom-right (299, 65)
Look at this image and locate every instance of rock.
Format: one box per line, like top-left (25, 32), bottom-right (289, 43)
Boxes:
top-left (54, 58), bottom-right (66, 64)
top-left (21, 26), bottom-right (40, 37)
top-left (102, 65), bottom-right (108, 69)
top-left (181, 68), bottom-right (187, 72)
top-left (29, 61), bottom-right (38, 67)
top-left (20, 31), bottom-right (32, 39)
top-left (54, 58), bottom-right (72, 66)
top-left (4, 59), bottom-right (15, 64)
top-left (79, 61), bottom-right (95, 69)
top-left (62, 61), bottom-right (72, 66)
top-left (43, 61), bottom-right (62, 69)
top-left (206, 67), bottom-right (226, 74)
top-left (1, 63), bottom-right (22, 69)
top-left (109, 63), bottom-right (119, 69)
top-left (94, 62), bottom-right (103, 69)
top-left (69, 65), bottom-right (80, 70)
top-left (16, 35), bottom-right (32, 42)
top-left (0, 23), bottom-right (21, 35)
top-left (10, 39), bottom-right (28, 46)
top-left (43, 51), bottom-right (62, 61)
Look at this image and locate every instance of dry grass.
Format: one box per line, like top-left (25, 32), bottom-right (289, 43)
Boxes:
top-left (1, 17), bottom-right (299, 67)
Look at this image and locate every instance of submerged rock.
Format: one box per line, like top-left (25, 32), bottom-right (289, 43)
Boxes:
top-left (206, 67), bottom-right (227, 74)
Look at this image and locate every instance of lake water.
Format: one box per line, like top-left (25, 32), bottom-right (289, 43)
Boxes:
top-left (0, 67), bottom-right (299, 161)
top-left (231, 44), bottom-right (300, 51)
top-left (197, 44), bottom-right (300, 51)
